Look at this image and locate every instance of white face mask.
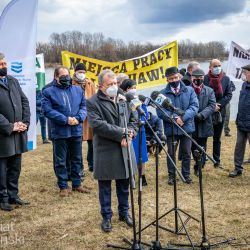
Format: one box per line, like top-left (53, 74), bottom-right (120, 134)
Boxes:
top-left (76, 72), bottom-right (86, 81)
top-left (106, 85), bottom-right (118, 97)
top-left (241, 74), bottom-right (247, 82)
top-left (127, 89), bottom-right (137, 95)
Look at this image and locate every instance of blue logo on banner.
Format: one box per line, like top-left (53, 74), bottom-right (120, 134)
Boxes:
top-left (27, 141), bottom-right (33, 151)
top-left (11, 62), bottom-right (23, 73)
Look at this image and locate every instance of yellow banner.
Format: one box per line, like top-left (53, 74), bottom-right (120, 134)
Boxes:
top-left (62, 41), bottom-right (178, 90)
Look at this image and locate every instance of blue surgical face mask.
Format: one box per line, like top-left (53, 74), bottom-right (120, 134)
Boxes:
top-left (212, 67), bottom-right (222, 76)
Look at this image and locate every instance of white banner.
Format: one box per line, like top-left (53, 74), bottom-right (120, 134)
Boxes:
top-left (226, 41), bottom-right (250, 82)
top-left (0, 0), bottom-right (38, 150)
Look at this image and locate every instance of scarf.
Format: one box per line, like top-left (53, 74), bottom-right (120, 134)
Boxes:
top-left (192, 82), bottom-right (204, 95)
top-left (208, 70), bottom-right (224, 98)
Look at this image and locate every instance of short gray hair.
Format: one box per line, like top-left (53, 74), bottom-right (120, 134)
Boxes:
top-left (0, 53), bottom-right (5, 60)
top-left (116, 73), bottom-right (129, 85)
top-left (98, 69), bottom-right (116, 86)
top-left (187, 61), bottom-right (200, 71)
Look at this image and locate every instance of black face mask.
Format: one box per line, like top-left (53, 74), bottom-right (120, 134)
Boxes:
top-left (59, 75), bottom-right (71, 87)
top-left (193, 79), bottom-right (204, 86)
top-left (0, 67), bottom-right (7, 77)
top-left (169, 80), bottom-right (180, 88)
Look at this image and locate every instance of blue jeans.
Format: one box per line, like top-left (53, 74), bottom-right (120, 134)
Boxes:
top-left (98, 179), bottom-right (129, 220)
top-left (53, 137), bottom-right (82, 189)
top-left (36, 113), bottom-right (47, 141)
top-left (166, 134), bottom-right (192, 178)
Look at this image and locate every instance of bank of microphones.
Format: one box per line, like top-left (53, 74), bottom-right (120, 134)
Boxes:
top-left (122, 89), bottom-right (185, 117)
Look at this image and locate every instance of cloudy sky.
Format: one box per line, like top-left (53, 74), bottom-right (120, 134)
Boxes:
top-left (0, 0), bottom-right (249, 48)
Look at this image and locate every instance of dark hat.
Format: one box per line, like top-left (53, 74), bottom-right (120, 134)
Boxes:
top-left (179, 68), bottom-right (186, 77)
top-left (241, 64), bottom-right (250, 71)
top-left (165, 66), bottom-right (179, 77)
top-left (192, 68), bottom-right (205, 77)
top-left (75, 63), bottom-right (87, 72)
top-left (120, 79), bottom-right (136, 91)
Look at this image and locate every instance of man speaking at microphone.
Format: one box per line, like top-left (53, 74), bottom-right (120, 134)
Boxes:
top-left (156, 66), bottom-right (199, 185)
top-left (86, 69), bottom-right (137, 233)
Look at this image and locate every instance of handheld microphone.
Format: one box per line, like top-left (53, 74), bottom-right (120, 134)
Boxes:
top-left (138, 95), bottom-right (157, 108)
top-left (150, 91), bottom-right (185, 116)
top-left (125, 93), bottom-right (145, 116)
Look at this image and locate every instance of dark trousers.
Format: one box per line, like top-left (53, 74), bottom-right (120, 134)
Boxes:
top-left (234, 129), bottom-right (250, 170)
top-left (224, 103), bottom-right (231, 135)
top-left (98, 179), bottom-right (129, 220)
top-left (213, 121), bottom-right (224, 164)
top-left (191, 137), bottom-right (208, 169)
top-left (166, 134), bottom-right (192, 178)
top-left (0, 154), bottom-right (22, 203)
top-left (54, 137), bottom-right (82, 189)
top-left (87, 140), bottom-right (94, 167)
top-left (36, 113), bottom-right (47, 141)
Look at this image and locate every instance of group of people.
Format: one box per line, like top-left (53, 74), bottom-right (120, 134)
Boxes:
top-left (0, 51), bottom-right (249, 233)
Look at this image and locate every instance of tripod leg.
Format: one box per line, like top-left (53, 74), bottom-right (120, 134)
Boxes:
top-left (176, 212), bottom-right (195, 250)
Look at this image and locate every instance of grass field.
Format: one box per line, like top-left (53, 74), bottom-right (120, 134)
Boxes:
top-left (0, 122), bottom-right (249, 250)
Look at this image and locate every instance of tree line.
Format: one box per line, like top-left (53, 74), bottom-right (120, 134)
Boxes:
top-left (36, 31), bottom-right (229, 64)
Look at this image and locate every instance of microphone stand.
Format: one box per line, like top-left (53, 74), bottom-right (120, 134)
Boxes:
top-left (149, 98), bottom-right (233, 250)
top-left (134, 111), bottom-right (186, 250)
top-left (138, 117), bottom-right (145, 249)
top-left (107, 101), bottom-right (143, 250)
top-left (138, 106), bottom-right (199, 249)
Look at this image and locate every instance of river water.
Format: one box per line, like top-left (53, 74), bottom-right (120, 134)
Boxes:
top-left (44, 60), bottom-right (241, 121)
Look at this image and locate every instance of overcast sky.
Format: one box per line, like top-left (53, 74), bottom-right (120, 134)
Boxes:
top-left (0, 0), bottom-right (249, 49)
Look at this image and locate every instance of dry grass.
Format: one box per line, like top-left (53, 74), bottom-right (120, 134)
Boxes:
top-left (0, 122), bottom-right (249, 250)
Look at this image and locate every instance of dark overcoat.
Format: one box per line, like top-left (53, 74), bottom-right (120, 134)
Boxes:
top-left (86, 90), bottom-right (137, 180)
top-left (192, 86), bottom-right (216, 138)
top-left (0, 76), bottom-right (30, 158)
top-left (204, 74), bottom-right (232, 118)
top-left (236, 81), bottom-right (250, 132)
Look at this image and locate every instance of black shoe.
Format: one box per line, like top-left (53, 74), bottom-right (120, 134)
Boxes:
top-left (214, 162), bottom-right (222, 168)
top-left (229, 169), bottom-right (242, 178)
top-left (101, 219), bottom-right (112, 233)
top-left (168, 176), bottom-right (174, 186)
top-left (43, 139), bottom-right (50, 144)
top-left (194, 169), bottom-right (199, 177)
top-left (185, 176), bottom-right (193, 184)
top-left (225, 133), bottom-right (232, 137)
top-left (0, 202), bottom-right (13, 211)
top-left (119, 214), bottom-right (133, 227)
top-left (142, 175), bottom-right (148, 186)
top-left (88, 165), bottom-right (93, 172)
top-left (9, 197), bottom-right (30, 205)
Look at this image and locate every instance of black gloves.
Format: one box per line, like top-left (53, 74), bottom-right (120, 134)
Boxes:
top-left (195, 113), bottom-right (203, 122)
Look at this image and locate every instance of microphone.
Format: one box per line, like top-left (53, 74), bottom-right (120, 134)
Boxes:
top-left (125, 93), bottom-right (145, 116)
top-left (138, 95), bottom-right (157, 108)
top-left (150, 91), bottom-right (185, 116)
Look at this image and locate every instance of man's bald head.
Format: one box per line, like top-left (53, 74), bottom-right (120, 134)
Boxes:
top-left (209, 59), bottom-right (221, 68)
